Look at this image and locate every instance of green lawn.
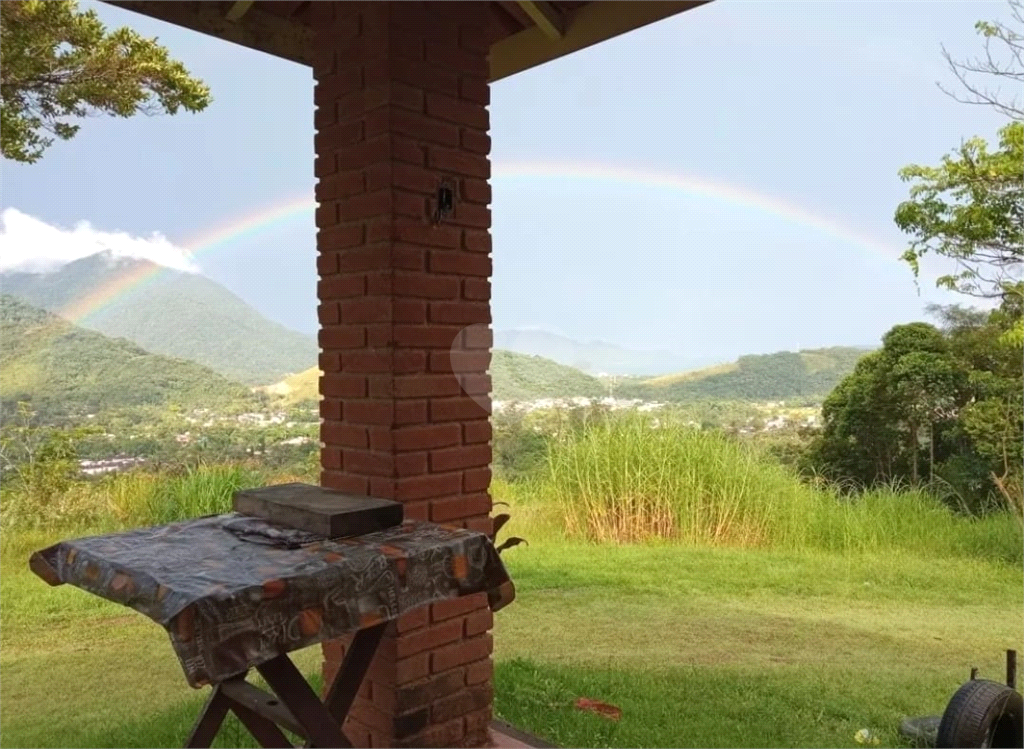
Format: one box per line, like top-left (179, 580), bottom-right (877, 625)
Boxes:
top-left (493, 542), bottom-right (1022, 748)
top-left (2, 528), bottom-right (1020, 748)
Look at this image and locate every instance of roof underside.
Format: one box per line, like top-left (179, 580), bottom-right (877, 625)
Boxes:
top-left (103, 1), bottom-right (709, 81)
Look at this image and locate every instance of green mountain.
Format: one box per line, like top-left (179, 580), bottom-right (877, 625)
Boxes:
top-left (1, 253), bottom-right (317, 385)
top-left (491, 350), bottom-right (606, 401)
top-left (624, 347), bottom-right (871, 402)
top-left (0, 295), bottom-right (258, 421)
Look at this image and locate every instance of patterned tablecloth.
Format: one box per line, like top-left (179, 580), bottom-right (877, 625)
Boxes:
top-left (29, 514), bottom-right (515, 688)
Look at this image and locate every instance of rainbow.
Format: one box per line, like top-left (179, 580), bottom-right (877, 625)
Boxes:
top-left (60, 160), bottom-right (902, 323)
top-left (59, 195), bottom-right (314, 323)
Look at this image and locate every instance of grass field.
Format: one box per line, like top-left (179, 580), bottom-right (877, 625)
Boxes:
top-left (1, 417), bottom-right (1021, 748)
top-left (2, 516), bottom-right (1020, 747)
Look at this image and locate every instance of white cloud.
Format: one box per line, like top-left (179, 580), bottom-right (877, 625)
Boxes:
top-left (0, 208), bottom-right (200, 274)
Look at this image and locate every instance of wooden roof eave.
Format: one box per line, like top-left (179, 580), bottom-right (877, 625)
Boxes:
top-left (107, 1), bottom-right (313, 66)
top-left (491, 1), bottom-right (707, 81)
top-left (102, 0), bottom-right (710, 81)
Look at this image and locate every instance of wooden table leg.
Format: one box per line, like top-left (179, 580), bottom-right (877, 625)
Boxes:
top-left (257, 655), bottom-right (350, 748)
top-left (184, 625), bottom-right (389, 749)
top-left (229, 700), bottom-right (295, 748)
top-left (324, 623), bottom-right (388, 724)
top-left (185, 687), bottom-right (231, 748)
top-left (186, 674), bottom-right (303, 749)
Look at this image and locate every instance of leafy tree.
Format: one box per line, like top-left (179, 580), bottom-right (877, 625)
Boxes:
top-left (895, 122), bottom-right (1023, 301)
top-left (871, 3), bottom-right (1024, 513)
top-left (890, 349), bottom-right (960, 484)
top-left (492, 411), bottom-right (550, 482)
top-left (940, 292), bottom-right (1024, 509)
top-left (0, 0), bottom-right (211, 163)
top-left (806, 352), bottom-right (905, 486)
top-left (807, 324), bottom-right (967, 490)
top-left (809, 305), bottom-right (1022, 515)
top-left (897, 0), bottom-right (1023, 303)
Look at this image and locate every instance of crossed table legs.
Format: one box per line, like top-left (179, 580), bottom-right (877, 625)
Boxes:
top-left (185, 622), bottom-right (388, 748)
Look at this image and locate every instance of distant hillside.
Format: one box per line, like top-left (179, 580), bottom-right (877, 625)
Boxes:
top-left (0, 295), bottom-right (258, 421)
top-left (491, 350), bottom-right (605, 401)
top-left (265, 367), bottom-right (322, 406)
top-left (624, 347), bottom-right (872, 402)
top-left (494, 329), bottom-right (708, 376)
top-left (264, 350), bottom-right (607, 405)
top-left (1, 252), bottom-right (318, 385)
top-left (267, 347), bottom-right (868, 405)
top-left (643, 362), bottom-right (739, 387)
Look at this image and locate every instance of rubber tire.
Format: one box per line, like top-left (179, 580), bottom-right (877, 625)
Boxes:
top-left (936, 679), bottom-right (1024, 748)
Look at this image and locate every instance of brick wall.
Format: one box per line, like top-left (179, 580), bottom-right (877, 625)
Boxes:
top-left (312, 2), bottom-right (497, 746)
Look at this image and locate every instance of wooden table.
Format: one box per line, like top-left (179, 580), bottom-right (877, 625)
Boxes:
top-left (30, 513), bottom-right (514, 748)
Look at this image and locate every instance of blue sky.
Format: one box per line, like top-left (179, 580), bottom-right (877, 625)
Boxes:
top-left (1, 0), bottom-right (1012, 365)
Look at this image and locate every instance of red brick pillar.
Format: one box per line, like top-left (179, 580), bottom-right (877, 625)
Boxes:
top-left (312, 3), bottom-right (496, 747)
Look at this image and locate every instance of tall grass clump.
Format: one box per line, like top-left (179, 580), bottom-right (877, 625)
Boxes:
top-left (807, 482), bottom-right (1022, 564)
top-left (0, 462), bottom-right (309, 563)
top-left (131, 463), bottom-right (264, 526)
top-left (543, 412), bottom-right (1023, 564)
top-left (547, 413), bottom-right (810, 547)
top-left (1, 463), bottom-right (266, 537)
top-left (0, 478), bottom-right (111, 535)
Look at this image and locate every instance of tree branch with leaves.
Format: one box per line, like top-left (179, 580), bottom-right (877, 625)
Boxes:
top-left (896, 1), bottom-right (1024, 303)
top-left (938, 0), bottom-right (1024, 122)
top-left (895, 122), bottom-right (1023, 301)
top-left (0, 0), bottom-right (212, 163)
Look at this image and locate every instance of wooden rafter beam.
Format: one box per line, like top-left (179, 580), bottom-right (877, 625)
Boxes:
top-left (491, 1), bottom-right (709, 81)
top-left (105, 1), bottom-right (311, 66)
top-left (225, 1), bottom-right (255, 22)
top-left (515, 0), bottom-right (564, 39)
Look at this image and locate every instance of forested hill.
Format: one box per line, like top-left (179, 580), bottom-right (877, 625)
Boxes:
top-left (491, 350), bottom-right (607, 401)
top-left (0, 295), bottom-right (259, 421)
top-left (624, 347), bottom-right (871, 402)
top-left (1, 252), bottom-right (317, 385)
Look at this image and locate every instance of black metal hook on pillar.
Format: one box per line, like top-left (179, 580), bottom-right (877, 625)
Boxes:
top-left (431, 178), bottom-right (456, 225)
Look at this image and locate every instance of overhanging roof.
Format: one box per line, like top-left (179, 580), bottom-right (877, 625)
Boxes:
top-left (103, 1), bottom-right (709, 81)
